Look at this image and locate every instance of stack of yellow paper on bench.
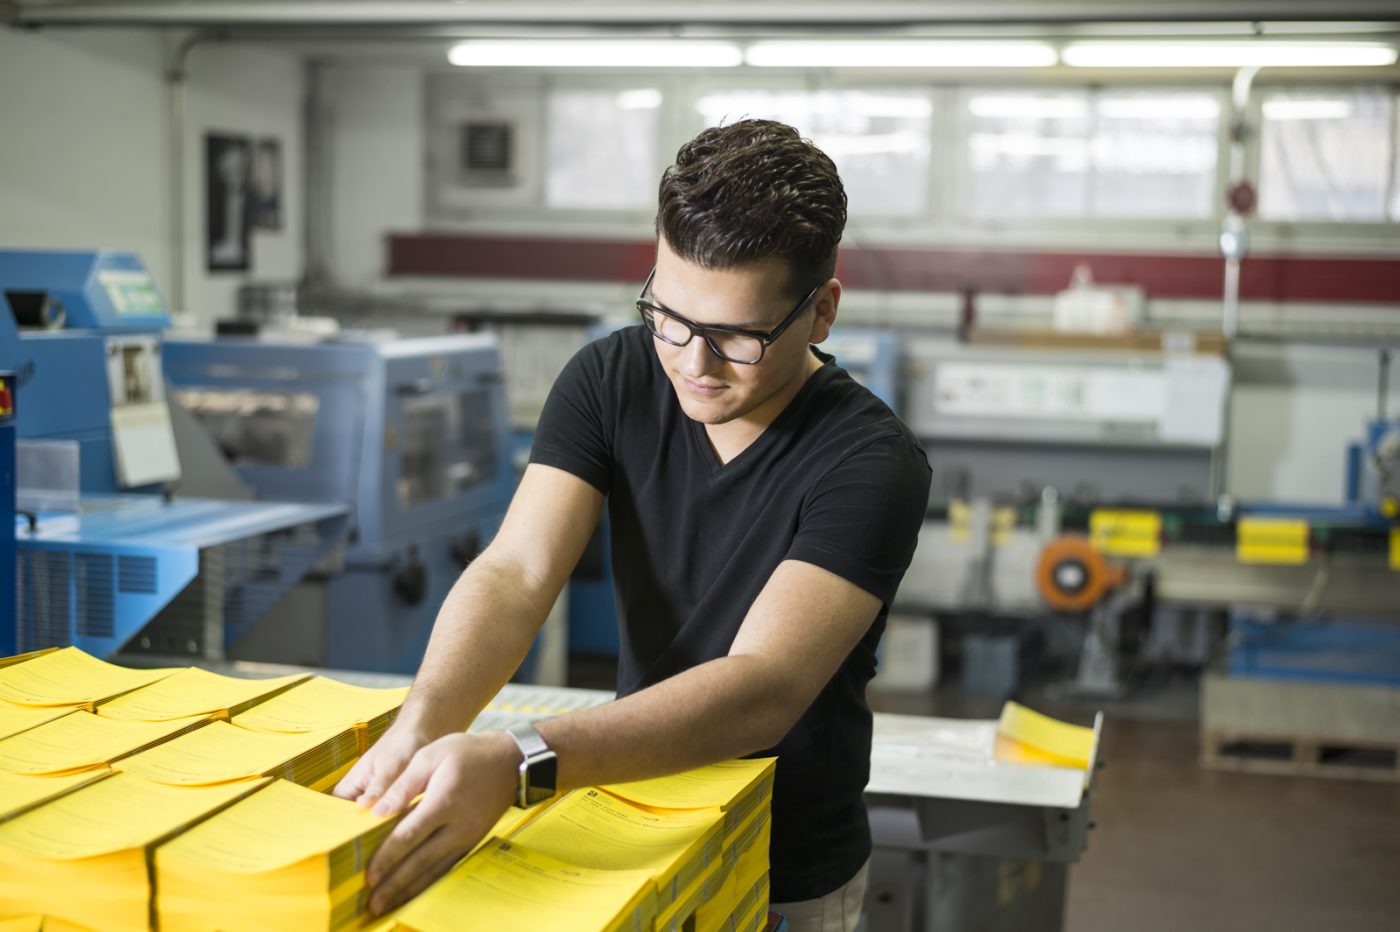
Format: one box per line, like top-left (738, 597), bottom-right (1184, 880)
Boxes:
top-left (0, 769), bottom-right (110, 822)
top-left (114, 719), bottom-right (361, 791)
top-left (0, 647), bottom-right (58, 671)
top-left (392, 758), bottom-right (776, 932)
top-left (232, 676), bottom-right (410, 751)
top-left (994, 701), bottom-right (1097, 770)
top-left (509, 787), bottom-right (726, 912)
top-left (0, 772), bottom-right (264, 931)
top-left (0, 702), bottom-right (74, 741)
top-left (392, 837), bottom-right (660, 932)
top-left (603, 758), bottom-right (776, 932)
top-left (0, 710), bottom-right (209, 776)
top-left (97, 667), bottom-right (310, 723)
top-left (0, 646), bottom-right (179, 712)
top-left (155, 778), bottom-right (399, 931)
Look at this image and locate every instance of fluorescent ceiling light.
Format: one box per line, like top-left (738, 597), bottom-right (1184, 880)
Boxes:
top-left (617, 89), bottom-right (663, 110)
top-left (968, 96), bottom-right (1088, 120)
top-left (1262, 98), bottom-right (1354, 120)
top-left (1062, 41), bottom-right (1398, 68)
top-left (744, 41), bottom-right (1057, 69)
top-left (448, 40), bottom-right (742, 68)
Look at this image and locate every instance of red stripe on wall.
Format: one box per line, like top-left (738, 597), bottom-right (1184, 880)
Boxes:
top-left (387, 234), bottom-right (1400, 305)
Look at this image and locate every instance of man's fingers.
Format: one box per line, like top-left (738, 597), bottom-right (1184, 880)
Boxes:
top-left (374, 847), bottom-right (467, 917)
top-left (371, 746), bottom-right (436, 817)
top-left (332, 754), bottom-right (374, 801)
top-left (370, 829), bottom-right (465, 917)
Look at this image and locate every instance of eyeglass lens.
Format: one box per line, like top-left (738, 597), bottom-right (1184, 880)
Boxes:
top-left (647, 309), bottom-right (764, 364)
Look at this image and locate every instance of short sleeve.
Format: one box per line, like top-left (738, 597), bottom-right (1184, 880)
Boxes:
top-left (785, 433), bottom-right (931, 607)
top-left (528, 341), bottom-right (613, 494)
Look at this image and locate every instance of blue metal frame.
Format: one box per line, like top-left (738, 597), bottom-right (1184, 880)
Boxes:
top-left (13, 496), bottom-right (348, 657)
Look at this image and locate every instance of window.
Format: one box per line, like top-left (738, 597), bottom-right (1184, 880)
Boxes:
top-left (544, 87), bottom-right (661, 210)
top-left (1259, 88), bottom-right (1395, 222)
top-left (1090, 92), bottom-right (1219, 219)
top-left (964, 89), bottom-right (1220, 220)
top-left (694, 89), bottom-right (934, 217)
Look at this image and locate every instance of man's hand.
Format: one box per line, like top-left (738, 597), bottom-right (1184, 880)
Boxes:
top-left (362, 730), bottom-right (520, 916)
top-left (332, 719), bottom-right (435, 809)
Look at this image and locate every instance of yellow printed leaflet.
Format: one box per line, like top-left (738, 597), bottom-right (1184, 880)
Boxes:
top-left (0, 711), bottom-right (208, 775)
top-left (0, 647), bottom-right (180, 709)
top-left (601, 758), bottom-right (773, 811)
top-left (98, 668), bottom-right (308, 722)
top-left (995, 702), bottom-right (1095, 770)
top-left (394, 838), bottom-right (658, 932)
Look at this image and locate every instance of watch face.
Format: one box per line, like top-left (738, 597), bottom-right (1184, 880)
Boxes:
top-left (524, 751), bottom-right (558, 807)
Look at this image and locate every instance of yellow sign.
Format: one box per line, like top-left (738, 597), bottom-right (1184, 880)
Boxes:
top-left (1236, 517), bottom-right (1309, 565)
top-left (1089, 510), bottom-right (1161, 558)
top-left (949, 500), bottom-right (970, 543)
top-left (1391, 528), bottom-right (1400, 572)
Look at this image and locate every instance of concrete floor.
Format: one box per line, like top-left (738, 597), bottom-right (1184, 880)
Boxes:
top-left (569, 656), bottom-right (1400, 931)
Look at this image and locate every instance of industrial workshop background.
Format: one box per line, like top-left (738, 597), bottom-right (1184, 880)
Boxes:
top-left (1, 2), bottom-right (1398, 931)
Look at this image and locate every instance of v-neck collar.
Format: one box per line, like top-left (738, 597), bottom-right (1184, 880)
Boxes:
top-left (685, 347), bottom-right (835, 477)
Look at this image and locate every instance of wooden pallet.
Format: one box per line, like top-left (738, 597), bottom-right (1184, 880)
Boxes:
top-left (1201, 729), bottom-right (1400, 783)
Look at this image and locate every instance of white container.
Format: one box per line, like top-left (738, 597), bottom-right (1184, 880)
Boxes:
top-left (873, 614), bottom-right (940, 693)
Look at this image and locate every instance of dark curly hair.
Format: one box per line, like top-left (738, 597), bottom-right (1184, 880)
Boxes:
top-left (656, 119), bottom-right (847, 300)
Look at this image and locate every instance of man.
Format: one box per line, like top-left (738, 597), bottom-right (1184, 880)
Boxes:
top-left (335, 119), bottom-right (931, 932)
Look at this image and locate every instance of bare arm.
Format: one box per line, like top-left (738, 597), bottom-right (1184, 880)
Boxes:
top-left (333, 462), bottom-right (603, 805)
top-left (364, 556), bottom-right (882, 914)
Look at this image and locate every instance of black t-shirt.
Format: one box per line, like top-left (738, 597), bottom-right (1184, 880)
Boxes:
top-left (530, 325), bottom-right (931, 901)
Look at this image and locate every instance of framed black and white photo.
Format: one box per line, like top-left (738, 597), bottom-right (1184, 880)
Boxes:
top-left (251, 137), bottom-right (283, 231)
top-left (206, 132), bottom-right (251, 272)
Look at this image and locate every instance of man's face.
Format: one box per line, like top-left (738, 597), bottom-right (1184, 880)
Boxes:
top-left (648, 237), bottom-right (836, 432)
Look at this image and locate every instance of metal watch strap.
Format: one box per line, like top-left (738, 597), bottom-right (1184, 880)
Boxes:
top-left (505, 721), bottom-right (557, 808)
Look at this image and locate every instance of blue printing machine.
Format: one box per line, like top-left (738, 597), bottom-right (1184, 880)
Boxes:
top-left (14, 496), bottom-right (347, 659)
top-left (162, 331), bottom-right (515, 672)
top-left (0, 249), bottom-right (350, 659)
top-left (0, 249), bottom-right (175, 494)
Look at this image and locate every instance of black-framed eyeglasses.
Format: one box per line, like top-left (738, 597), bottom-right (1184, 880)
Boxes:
top-left (635, 267), bottom-right (822, 366)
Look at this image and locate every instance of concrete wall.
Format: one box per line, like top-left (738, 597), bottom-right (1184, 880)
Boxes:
top-left (321, 63), bottom-right (423, 291)
top-left (0, 27), bottom-right (304, 326)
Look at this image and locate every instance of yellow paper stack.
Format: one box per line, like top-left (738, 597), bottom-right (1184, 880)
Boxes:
top-left (391, 758), bottom-right (776, 932)
top-left (601, 759), bottom-right (776, 932)
top-left (97, 667), bottom-right (310, 723)
top-left (231, 675), bottom-right (411, 752)
top-left (511, 787), bottom-right (726, 912)
top-left (155, 778), bottom-right (399, 932)
top-left (0, 772), bottom-right (265, 931)
top-left (0, 702), bottom-right (75, 741)
top-left (0, 710), bottom-right (210, 775)
top-left (0, 769), bottom-right (110, 822)
top-left (393, 837), bottom-right (661, 932)
top-left (0, 647), bottom-right (58, 671)
top-left (114, 719), bottom-right (362, 791)
top-left (0, 646), bottom-right (180, 712)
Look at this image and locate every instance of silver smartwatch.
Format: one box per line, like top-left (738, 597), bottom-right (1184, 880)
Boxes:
top-left (504, 721), bottom-right (558, 808)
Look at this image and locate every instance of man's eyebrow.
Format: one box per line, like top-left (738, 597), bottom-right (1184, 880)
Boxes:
top-left (650, 288), bottom-right (769, 330)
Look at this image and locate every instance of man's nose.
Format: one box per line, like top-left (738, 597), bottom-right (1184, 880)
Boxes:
top-left (680, 335), bottom-right (721, 376)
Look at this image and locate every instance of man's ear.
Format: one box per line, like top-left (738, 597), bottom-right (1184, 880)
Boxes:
top-left (809, 279), bottom-right (842, 345)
